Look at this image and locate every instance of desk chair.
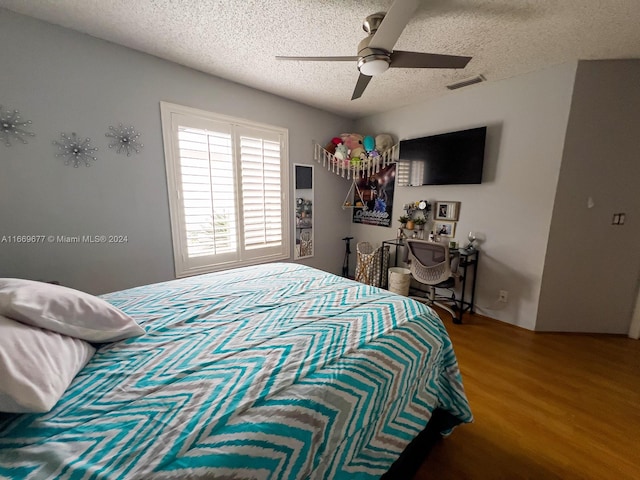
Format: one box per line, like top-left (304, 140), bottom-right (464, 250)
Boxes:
top-left (405, 239), bottom-right (460, 322)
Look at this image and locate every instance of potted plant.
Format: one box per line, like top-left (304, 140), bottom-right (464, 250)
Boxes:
top-left (414, 217), bottom-right (427, 230)
top-left (405, 218), bottom-right (415, 230)
top-left (398, 215), bottom-right (409, 228)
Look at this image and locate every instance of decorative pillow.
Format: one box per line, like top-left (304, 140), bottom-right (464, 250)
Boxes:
top-left (0, 315), bottom-right (95, 413)
top-left (0, 278), bottom-right (144, 343)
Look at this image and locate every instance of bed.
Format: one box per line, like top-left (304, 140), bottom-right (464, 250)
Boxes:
top-left (0, 263), bottom-right (472, 479)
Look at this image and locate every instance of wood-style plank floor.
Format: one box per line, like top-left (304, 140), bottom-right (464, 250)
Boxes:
top-left (414, 313), bottom-right (640, 480)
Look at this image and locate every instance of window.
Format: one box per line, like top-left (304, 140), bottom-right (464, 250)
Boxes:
top-left (160, 102), bottom-right (289, 277)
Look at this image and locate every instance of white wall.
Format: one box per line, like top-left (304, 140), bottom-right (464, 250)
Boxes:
top-left (537, 60), bottom-right (640, 333)
top-left (353, 63), bottom-right (577, 329)
top-left (0, 10), bottom-right (353, 294)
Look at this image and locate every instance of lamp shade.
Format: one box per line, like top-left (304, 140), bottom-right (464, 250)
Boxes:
top-left (359, 58), bottom-right (389, 76)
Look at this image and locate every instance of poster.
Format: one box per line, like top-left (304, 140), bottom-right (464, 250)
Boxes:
top-left (352, 163), bottom-right (396, 228)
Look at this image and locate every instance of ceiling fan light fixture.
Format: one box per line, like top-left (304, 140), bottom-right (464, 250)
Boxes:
top-left (358, 56), bottom-right (390, 76)
top-left (277, 0), bottom-right (474, 100)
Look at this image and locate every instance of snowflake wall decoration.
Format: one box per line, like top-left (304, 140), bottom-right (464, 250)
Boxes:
top-left (53, 132), bottom-right (98, 167)
top-left (0, 105), bottom-right (35, 146)
top-left (105, 124), bottom-right (143, 156)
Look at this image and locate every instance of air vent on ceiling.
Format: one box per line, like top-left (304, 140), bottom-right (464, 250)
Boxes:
top-left (446, 74), bottom-right (486, 90)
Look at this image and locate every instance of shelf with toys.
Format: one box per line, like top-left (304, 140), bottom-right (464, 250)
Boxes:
top-left (313, 133), bottom-right (399, 182)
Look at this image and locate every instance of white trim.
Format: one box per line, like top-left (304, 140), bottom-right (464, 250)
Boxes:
top-left (160, 102), bottom-right (289, 137)
top-left (293, 163), bottom-right (314, 260)
top-left (160, 101), bottom-right (290, 277)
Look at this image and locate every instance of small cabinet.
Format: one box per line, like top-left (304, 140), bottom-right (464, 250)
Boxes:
top-left (294, 164), bottom-right (313, 259)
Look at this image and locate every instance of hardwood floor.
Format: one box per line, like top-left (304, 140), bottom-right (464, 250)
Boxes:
top-left (414, 312), bottom-right (640, 480)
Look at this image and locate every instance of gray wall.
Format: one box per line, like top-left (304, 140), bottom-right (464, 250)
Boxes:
top-left (0, 10), bottom-right (353, 294)
top-left (6, 11), bottom-right (636, 334)
top-left (537, 60), bottom-right (640, 333)
top-left (353, 63), bottom-right (577, 329)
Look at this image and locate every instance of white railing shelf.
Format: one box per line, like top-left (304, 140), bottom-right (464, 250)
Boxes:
top-left (313, 142), bottom-right (399, 180)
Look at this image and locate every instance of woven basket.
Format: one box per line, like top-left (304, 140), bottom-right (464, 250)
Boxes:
top-left (355, 242), bottom-right (390, 288)
top-left (388, 267), bottom-right (411, 296)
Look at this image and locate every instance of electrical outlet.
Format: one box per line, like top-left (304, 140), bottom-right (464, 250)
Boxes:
top-left (499, 290), bottom-right (508, 303)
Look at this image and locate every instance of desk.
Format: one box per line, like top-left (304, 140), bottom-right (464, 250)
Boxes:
top-left (381, 238), bottom-right (479, 324)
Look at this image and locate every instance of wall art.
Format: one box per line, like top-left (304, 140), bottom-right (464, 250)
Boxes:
top-left (435, 201), bottom-right (460, 221)
top-left (53, 132), bottom-right (98, 167)
top-left (106, 124), bottom-right (143, 156)
top-left (352, 163), bottom-right (396, 228)
top-left (0, 105), bottom-right (35, 146)
top-left (434, 220), bottom-right (456, 237)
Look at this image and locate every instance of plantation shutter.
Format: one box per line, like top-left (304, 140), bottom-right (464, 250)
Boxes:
top-left (177, 122), bottom-right (237, 263)
top-left (162, 103), bottom-right (289, 277)
top-left (237, 127), bottom-right (283, 257)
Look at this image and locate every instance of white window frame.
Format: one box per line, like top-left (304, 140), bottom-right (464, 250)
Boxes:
top-left (160, 101), bottom-right (290, 277)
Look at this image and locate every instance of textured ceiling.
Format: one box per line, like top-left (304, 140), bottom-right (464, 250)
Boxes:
top-left (2, 0), bottom-right (640, 118)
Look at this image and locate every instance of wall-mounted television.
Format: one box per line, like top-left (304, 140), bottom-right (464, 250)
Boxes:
top-left (397, 126), bottom-right (487, 186)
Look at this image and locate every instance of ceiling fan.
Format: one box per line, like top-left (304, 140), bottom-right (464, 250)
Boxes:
top-left (276, 0), bottom-right (472, 100)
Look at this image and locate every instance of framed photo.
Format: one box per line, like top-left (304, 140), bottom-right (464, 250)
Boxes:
top-left (435, 201), bottom-right (460, 221)
top-left (434, 221), bottom-right (456, 238)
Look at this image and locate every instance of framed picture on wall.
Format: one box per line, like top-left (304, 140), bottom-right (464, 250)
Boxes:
top-left (434, 221), bottom-right (456, 238)
top-left (435, 201), bottom-right (460, 221)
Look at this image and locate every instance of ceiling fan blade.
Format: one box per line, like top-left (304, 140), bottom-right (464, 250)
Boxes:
top-left (368, 0), bottom-right (419, 51)
top-left (351, 74), bottom-right (373, 100)
top-left (276, 56), bottom-right (359, 62)
top-left (390, 51), bottom-right (472, 69)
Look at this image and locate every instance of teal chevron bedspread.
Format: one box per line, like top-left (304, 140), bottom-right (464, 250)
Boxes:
top-left (0, 263), bottom-right (472, 479)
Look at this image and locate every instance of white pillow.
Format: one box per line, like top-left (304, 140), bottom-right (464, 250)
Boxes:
top-left (0, 315), bottom-right (95, 413)
top-left (0, 278), bottom-right (144, 343)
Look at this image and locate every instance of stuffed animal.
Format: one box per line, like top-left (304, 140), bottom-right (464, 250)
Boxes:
top-left (359, 150), bottom-right (370, 167)
top-left (324, 136), bottom-right (342, 155)
top-left (363, 135), bottom-right (376, 153)
top-left (361, 135), bottom-right (378, 167)
top-left (350, 145), bottom-right (365, 160)
top-left (334, 142), bottom-right (348, 161)
top-left (340, 133), bottom-right (364, 153)
top-left (375, 133), bottom-right (394, 154)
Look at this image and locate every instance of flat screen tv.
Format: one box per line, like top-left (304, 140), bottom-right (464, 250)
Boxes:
top-left (397, 126), bottom-right (487, 186)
